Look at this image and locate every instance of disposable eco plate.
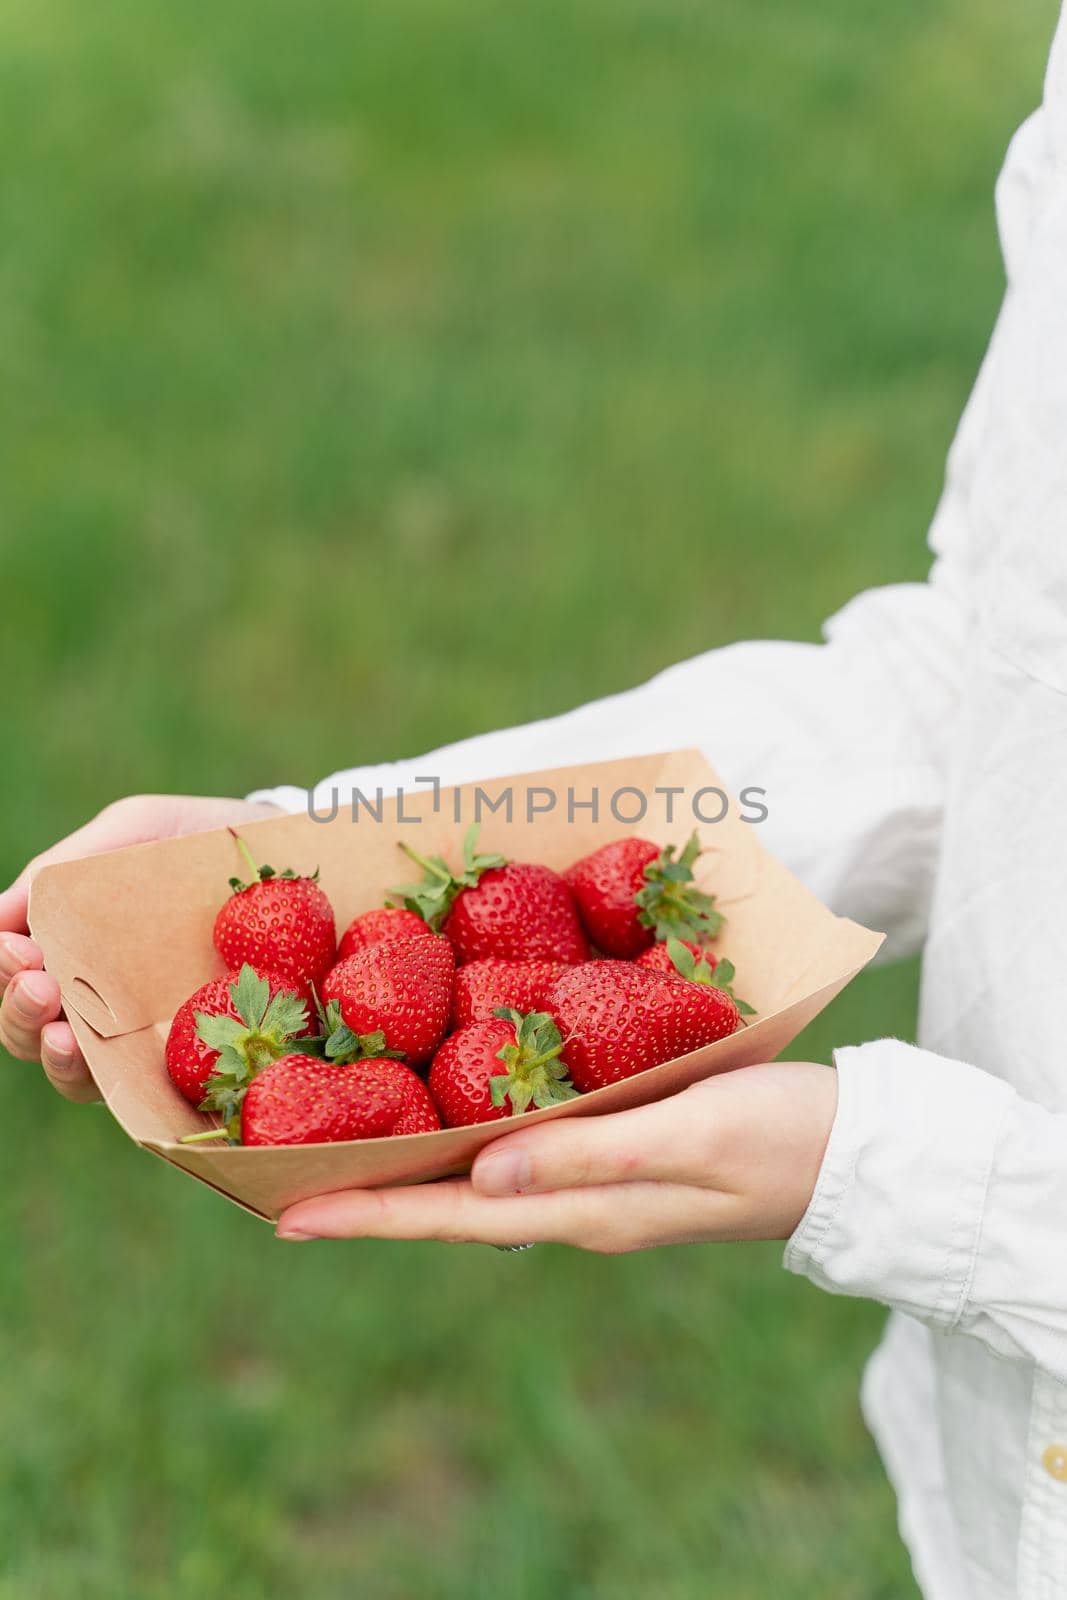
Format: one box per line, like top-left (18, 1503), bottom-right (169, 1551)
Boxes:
top-left (29, 750), bottom-right (883, 1221)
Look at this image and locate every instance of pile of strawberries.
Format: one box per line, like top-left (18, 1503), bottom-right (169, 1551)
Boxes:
top-left (166, 829), bottom-right (753, 1148)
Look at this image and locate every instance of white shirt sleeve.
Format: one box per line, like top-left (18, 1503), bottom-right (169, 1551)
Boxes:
top-left (250, 564), bottom-right (966, 964)
top-left (785, 1041), bottom-right (1067, 1385)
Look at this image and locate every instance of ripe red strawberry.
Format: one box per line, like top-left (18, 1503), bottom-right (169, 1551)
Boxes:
top-left (338, 906), bottom-right (430, 962)
top-left (241, 1055), bottom-right (441, 1146)
top-left (443, 862), bottom-right (587, 964)
top-left (546, 959), bottom-right (741, 1092)
top-left (165, 964), bottom-right (313, 1107)
top-left (564, 831), bottom-right (723, 958)
top-left (641, 936), bottom-right (756, 1016)
top-left (451, 958), bottom-right (570, 1029)
top-left (429, 1009), bottom-right (577, 1128)
top-left (390, 825), bottom-right (587, 965)
top-left (635, 937), bottom-right (715, 974)
top-left (213, 834), bottom-right (336, 988)
top-left (320, 934), bottom-right (454, 1065)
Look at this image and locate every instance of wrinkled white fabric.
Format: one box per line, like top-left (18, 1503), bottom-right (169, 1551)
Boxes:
top-left (251, 9), bottom-right (1067, 1593)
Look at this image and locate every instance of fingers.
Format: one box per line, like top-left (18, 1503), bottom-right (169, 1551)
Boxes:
top-left (469, 1088), bottom-right (723, 1198)
top-left (0, 935), bottom-right (99, 1099)
top-left (0, 932), bottom-right (44, 986)
top-left (0, 968), bottom-right (63, 1061)
top-left (0, 873), bottom-right (32, 937)
top-left (276, 1175), bottom-right (746, 1253)
top-left (1, 792), bottom-right (268, 1100)
top-left (278, 1178), bottom-right (567, 1246)
top-left (40, 1022), bottom-right (99, 1103)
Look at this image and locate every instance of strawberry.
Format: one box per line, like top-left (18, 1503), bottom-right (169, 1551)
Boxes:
top-left (451, 958), bottom-right (570, 1029)
top-left (546, 959), bottom-right (741, 1092)
top-left (390, 824), bottom-right (587, 965)
top-left (429, 1009), bottom-right (577, 1128)
top-left (443, 863), bottom-right (587, 964)
top-left (338, 906), bottom-right (430, 962)
top-left (636, 938), bottom-right (716, 974)
top-left (240, 1054), bottom-right (441, 1146)
top-left (213, 833), bottom-right (336, 988)
top-left (647, 936), bottom-right (756, 1016)
top-left (564, 831), bottom-right (723, 958)
top-left (165, 964), bottom-right (313, 1107)
top-left (320, 934), bottom-right (455, 1065)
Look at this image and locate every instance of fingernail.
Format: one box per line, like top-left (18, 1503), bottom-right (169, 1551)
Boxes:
top-left (0, 936), bottom-right (24, 982)
top-left (476, 1147), bottom-right (531, 1196)
top-left (10, 971), bottom-right (49, 1019)
top-left (275, 1227), bottom-right (318, 1242)
top-left (45, 1043), bottom-right (77, 1074)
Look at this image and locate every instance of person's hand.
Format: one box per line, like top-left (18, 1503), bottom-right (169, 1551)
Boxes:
top-left (276, 1061), bottom-right (837, 1250)
top-left (0, 794), bottom-right (279, 1101)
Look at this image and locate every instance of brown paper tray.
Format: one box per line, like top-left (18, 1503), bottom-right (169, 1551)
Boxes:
top-left (28, 750), bottom-right (883, 1221)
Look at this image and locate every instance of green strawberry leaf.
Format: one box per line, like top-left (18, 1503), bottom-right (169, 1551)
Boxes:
top-left (319, 1006), bottom-right (405, 1064)
top-left (531, 1068), bottom-right (579, 1109)
top-left (663, 937), bottom-right (699, 981)
top-left (230, 965), bottom-right (271, 1029)
top-left (706, 958), bottom-right (758, 1017)
top-left (388, 823), bottom-right (508, 929)
top-left (198, 1060), bottom-right (249, 1127)
top-left (490, 1007), bottom-right (579, 1115)
top-left (193, 1012), bottom-right (248, 1053)
top-left (326, 1021), bottom-right (359, 1059)
top-left (663, 939), bottom-right (756, 1017)
top-left (634, 831), bottom-right (726, 944)
top-left (192, 965), bottom-right (313, 1120)
top-left (677, 833), bottom-right (701, 873)
top-left (284, 1036), bottom-right (330, 1059)
top-left (259, 988), bottom-right (310, 1040)
top-left (461, 821), bottom-right (507, 879)
top-left (489, 1073), bottom-right (518, 1110)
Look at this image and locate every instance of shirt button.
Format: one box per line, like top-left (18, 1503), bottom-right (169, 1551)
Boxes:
top-left (1042, 1445), bottom-right (1067, 1483)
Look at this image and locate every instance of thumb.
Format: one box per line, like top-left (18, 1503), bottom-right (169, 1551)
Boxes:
top-left (471, 1094), bottom-right (696, 1197)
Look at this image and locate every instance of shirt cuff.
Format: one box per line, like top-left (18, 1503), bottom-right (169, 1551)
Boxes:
top-left (784, 1039), bottom-right (1016, 1327)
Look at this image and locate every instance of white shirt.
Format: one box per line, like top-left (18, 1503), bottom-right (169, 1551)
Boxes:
top-left (252, 11), bottom-right (1067, 1593)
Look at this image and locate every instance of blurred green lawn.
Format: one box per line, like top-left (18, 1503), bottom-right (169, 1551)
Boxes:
top-left (0, 1), bottom-right (1057, 1595)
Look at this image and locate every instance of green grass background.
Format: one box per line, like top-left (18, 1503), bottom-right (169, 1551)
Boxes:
top-left (0, 1), bottom-right (1057, 1595)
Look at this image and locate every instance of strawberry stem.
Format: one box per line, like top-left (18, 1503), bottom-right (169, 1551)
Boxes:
top-left (516, 1046), bottom-right (568, 1074)
top-left (397, 843), bottom-right (453, 883)
top-left (180, 1128), bottom-right (232, 1144)
top-left (229, 829), bottom-right (262, 884)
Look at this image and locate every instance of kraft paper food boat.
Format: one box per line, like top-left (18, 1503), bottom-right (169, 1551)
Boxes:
top-left (28, 750), bottom-right (883, 1222)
